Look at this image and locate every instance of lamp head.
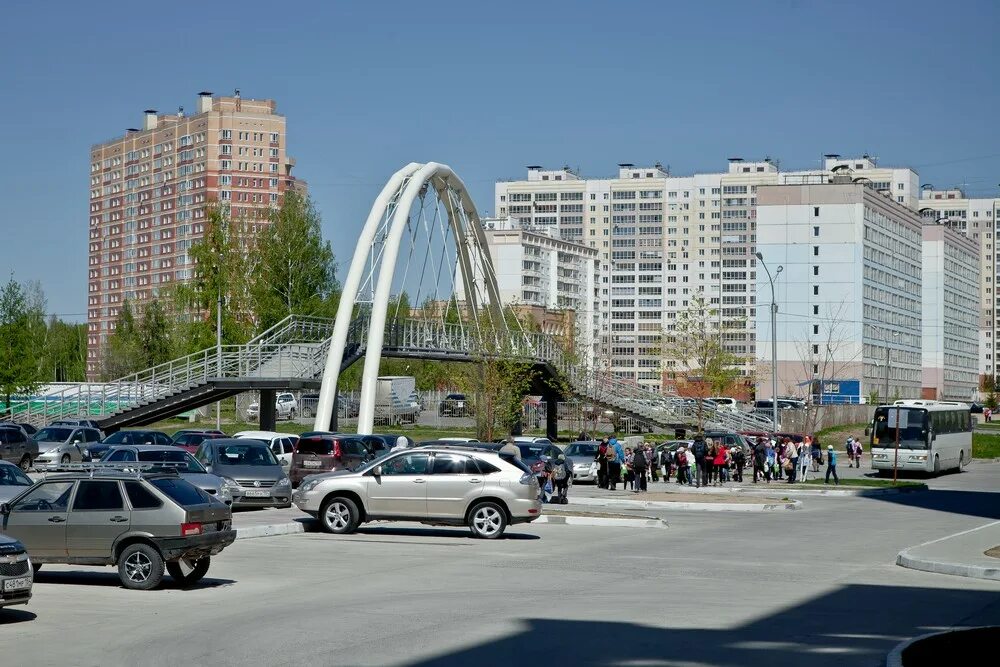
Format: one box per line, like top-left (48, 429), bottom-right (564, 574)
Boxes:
top-left (754, 252), bottom-right (763, 260)
top-left (776, 265), bottom-right (783, 275)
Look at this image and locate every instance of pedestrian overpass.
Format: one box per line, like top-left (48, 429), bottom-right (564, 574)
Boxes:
top-left (7, 162), bottom-right (774, 437)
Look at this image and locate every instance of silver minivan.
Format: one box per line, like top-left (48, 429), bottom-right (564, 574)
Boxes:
top-left (34, 426), bottom-right (103, 465)
top-left (0, 425), bottom-right (38, 471)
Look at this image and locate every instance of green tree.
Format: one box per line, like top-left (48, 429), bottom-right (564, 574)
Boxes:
top-left (252, 192), bottom-right (338, 330)
top-left (40, 318), bottom-right (88, 382)
top-left (0, 277), bottom-right (42, 412)
top-left (661, 293), bottom-right (743, 431)
top-left (177, 203), bottom-right (257, 348)
top-left (101, 300), bottom-right (144, 379)
top-left (139, 299), bottom-right (173, 367)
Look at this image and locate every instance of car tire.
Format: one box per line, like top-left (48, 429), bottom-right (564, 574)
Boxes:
top-left (933, 455), bottom-right (940, 475)
top-left (31, 563), bottom-right (41, 575)
top-left (166, 557), bottom-right (211, 587)
top-left (118, 543), bottom-right (165, 590)
top-left (289, 408), bottom-right (297, 421)
top-left (60, 454), bottom-right (71, 465)
top-left (320, 496), bottom-right (360, 535)
top-left (468, 501), bottom-right (507, 539)
top-left (302, 407), bottom-right (313, 419)
top-left (18, 455), bottom-right (31, 471)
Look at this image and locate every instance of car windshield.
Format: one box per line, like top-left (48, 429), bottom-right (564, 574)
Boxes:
top-left (565, 443), bottom-right (599, 457)
top-left (35, 427), bottom-right (73, 441)
top-left (137, 450), bottom-right (206, 473)
top-left (215, 443), bottom-right (279, 466)
top-left (0, 465), bottom-right (32, 486)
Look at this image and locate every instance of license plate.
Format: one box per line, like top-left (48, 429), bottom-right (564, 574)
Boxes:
top-left (243, 489), bottom-right (271, 497)
top-left (457, 402), bottom-right (464, 408)
top-left (3, 576), bottom-right (31, 591)
top-left (303, 460), bottom-right (321, 468)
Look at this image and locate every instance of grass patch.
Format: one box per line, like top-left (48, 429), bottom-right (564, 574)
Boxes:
top-left (800, 478), bottom-right (925, 488)
top-left (973, 432), bottom-right (1000, 459)
top-left (814, 422), bottom-right (869, 442)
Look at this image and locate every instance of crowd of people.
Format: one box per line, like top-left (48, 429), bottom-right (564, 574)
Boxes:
top-left (585, 432), bottom-right (856, 492)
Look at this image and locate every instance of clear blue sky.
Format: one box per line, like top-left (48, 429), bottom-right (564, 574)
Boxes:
top-left (3, 0), bottom-right (999, 320)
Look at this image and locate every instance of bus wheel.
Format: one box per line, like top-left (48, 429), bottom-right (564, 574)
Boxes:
top-left (958, 450), bottom-right (965, 470)
top-left (933, 455), bottom-right (940, 475)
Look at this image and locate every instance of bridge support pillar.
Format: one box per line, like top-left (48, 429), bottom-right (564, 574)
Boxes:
top-left (543, 388), bottom-right (559, 442)
top-left (259, 389), bottom-right (276, 431)
top-left (329, 388), bottom-right (339, 432)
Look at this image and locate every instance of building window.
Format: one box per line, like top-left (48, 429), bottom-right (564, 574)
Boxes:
top-left (813, 285), bottom-right (819, 295)
top-left (813, 325), bottom-right (819, 335)
top-left (813, 305), bottom-right (819, 315)
top-left (813, 266), bottom-right (819, 276)
top-left (813, 207), bottom-right (820, 217)
top-left (812, 344), bottom-right (819, 354)
top-left (813, 226), bottom-right (819, 237)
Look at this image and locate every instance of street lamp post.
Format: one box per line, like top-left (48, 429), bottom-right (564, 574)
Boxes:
top-left (756, 252), bottom-right (783, 435)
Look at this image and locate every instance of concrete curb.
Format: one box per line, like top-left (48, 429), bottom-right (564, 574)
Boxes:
top-left (534, 515), bottom-right (667, 529)
top-left (233, 515), bottom-right (666, 538)
top-left (236, 522), bottom-right (308, 540)
top-left (575, 482), bottom-right (925, 499)
top-left (896, 550), bottom-right (1000, 581)
top-left (569, 496), bottom-right (801, 512)
top-left (895, 519), bottom-right (1000, 581)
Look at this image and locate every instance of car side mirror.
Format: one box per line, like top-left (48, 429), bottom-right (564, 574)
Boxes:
top-left (0, 503), bottom-right (8, 515)
top-left (372, 465), bottom-right (382, 477)
top-left (864, 426), bottom-right (870, 436)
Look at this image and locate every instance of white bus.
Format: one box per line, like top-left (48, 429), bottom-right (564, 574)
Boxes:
top-left (869, 400), bottom-right (972, 476)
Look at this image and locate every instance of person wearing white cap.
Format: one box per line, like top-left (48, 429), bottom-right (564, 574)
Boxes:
top-left (825, 444), bottom-right (840, 485)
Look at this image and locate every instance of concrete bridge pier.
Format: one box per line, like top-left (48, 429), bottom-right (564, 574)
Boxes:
top-left (259, 388), bottom-right (276, 431)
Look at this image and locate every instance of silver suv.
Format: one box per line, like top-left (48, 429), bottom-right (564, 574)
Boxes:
top-left (293, 446), bottom-right (542, 539)
top-left (0, 466), bottom-right (235, 590)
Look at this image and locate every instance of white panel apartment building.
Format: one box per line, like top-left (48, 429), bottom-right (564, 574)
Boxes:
top-left (921, 222), bottom-right (980, 400)
top-left (495, 156), bottom-right (919, 392)
top-left (477, 217), bottom-right (600, 354)
top-left (917, 190), bottom-right (999, 381)
top-left (755, 182), bottom-right (924, 403)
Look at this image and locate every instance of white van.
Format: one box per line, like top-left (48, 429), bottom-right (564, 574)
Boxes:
top-left (233, 430), bottom-right (299, 468)
top-left (374, 376), bottom-right (422, 425)
top-left (708, 397), bottom-right (740, 412)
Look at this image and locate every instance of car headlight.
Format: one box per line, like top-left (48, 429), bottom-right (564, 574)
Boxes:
top-left (299, 477), bottom-right (321, 493)
top-left (910, 455), bottom-right (927, 461)
top-left (274, 476), bottom-right (291, 488)
top-left (220, 476), bottom-right (241, 492)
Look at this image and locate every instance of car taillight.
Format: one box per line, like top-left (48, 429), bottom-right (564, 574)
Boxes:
top-left (519, 473), bottom-right (536, 485)
top-left (181, 522), bottom-right (202, 537)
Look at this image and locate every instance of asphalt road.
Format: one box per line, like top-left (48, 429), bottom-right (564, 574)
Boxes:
top-left (2, 465), bottom-right (999, 666)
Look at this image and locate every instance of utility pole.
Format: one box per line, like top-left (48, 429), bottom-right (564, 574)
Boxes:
top-left (756, 252), bottom-right (782, 435)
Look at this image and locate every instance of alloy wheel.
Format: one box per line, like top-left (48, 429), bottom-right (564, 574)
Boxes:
top-left (473, 506), bottom-right (502, 537)
top-left (124, 551), bottom-right (152, 583)
top-left (325, 501), bottom-right (351, 531)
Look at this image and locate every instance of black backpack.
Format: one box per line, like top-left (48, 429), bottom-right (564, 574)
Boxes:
top-left (692, 440), bottom-right (707, 458)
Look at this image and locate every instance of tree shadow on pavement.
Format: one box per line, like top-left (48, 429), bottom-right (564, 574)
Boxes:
top-left (403, 584), bottom-right (1000, 667)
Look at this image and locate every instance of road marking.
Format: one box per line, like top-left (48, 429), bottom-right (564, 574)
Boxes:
top-left (905, 518), bottom-right (1000, 550)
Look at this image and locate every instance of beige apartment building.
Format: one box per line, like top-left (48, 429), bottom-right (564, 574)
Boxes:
top-left (87, 92), bottom-right (301, 378)
top-left (495, 156), bottom-right (919, 393)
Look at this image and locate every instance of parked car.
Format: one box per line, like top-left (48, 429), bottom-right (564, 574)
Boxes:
top-left (0, 461), bottom-right (34, 504)
top-left (233, 431), bottom-right (298, 469)
top-left (171, 430), bottom-right (228, 454)
top-left (34, 425), bottom-right (103, 465)
top-left (245, 392), bottom-right (299, 422)
top-left (704, 430), bottom-right (753, 460)
top-left (438, 393), bottom-right (472, 417)
top-left (290, 432), bottom-right (371, 487)
top-left (562, 441), bottom-right (600, 483)
top-left (101, 445), bottom-right (233, 506)
top-left (195, 439), bottom-right (291, 508)
top-left (11, 423), bottom-right (37, 436)
top-left (293, 445), bottom-right (542, 538)
top-left (0, 424), bottom-right (38, 471)
top-left (0, 533), bottom-right (32, 609)
top-left (49, 419), bottom-right (104, 433)
top-left (0, 468), bottom-right (235, 590)
top-left (87, 429), bottom-right (173, 462)
top-left (504, 438), bottom-right (561, 477)
top-left (708, 397), bottom-right (741, 412)
top-left (362, 433), bottom-right (412, 457)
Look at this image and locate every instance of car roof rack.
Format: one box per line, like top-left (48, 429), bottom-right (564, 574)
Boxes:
top-left (414, 443), bottom-right (500, 453)
top-left (35, 462), bottom-right (185, 479)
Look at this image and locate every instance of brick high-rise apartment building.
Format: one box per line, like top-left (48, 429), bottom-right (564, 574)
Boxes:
top-left (87, 92), bottom-right (301, 378)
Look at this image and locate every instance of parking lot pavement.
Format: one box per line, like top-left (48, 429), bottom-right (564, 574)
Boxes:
top-left (5, 469), bottom-right (1000, 667)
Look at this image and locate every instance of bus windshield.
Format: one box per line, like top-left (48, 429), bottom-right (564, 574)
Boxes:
top-left (872, 407), bottom-right (928, 449)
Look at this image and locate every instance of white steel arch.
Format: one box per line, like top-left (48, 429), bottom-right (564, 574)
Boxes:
top-left (313, 162), bottom-right (505, 434)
